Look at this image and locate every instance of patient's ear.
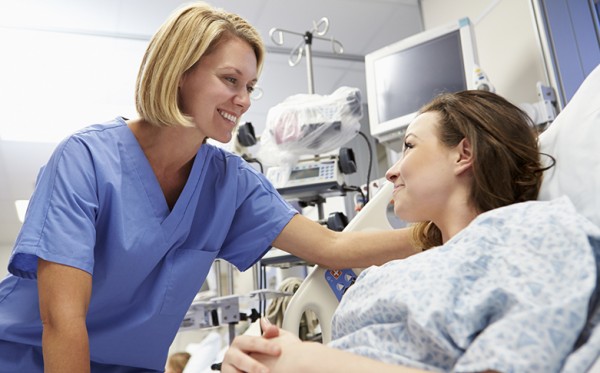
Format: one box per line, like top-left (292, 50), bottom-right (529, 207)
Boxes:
top-left (454, 138), bottom-right (473, 176)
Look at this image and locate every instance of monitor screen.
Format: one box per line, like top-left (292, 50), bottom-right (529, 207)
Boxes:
top-left (366, 18), bottom-right (479, 151)
top-left (374, 31), bottom-right (466, 123)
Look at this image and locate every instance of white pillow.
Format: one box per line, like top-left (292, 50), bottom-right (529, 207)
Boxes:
top-left (538, 64), bottom-right (600, 228)
top-left (182, 331), bottom-right (222, 373)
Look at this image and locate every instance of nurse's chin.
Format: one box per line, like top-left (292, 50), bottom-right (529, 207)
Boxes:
top-left (207, 133), bottom-right (233, 144)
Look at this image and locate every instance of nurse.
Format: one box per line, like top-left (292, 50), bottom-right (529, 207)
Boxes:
top-left (0, 2), bottom-right (416, 372)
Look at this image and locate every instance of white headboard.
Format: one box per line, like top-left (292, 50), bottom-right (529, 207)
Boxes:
top-left (538, 64), bottom-right (600, 228)
top-left (281, 182), bottom-right (394, 342)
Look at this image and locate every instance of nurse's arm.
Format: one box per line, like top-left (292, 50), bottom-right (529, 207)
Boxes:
top-left (38, 258), bottom-right (92, 373)
top-left (272, 214), bottom-right (418, 269)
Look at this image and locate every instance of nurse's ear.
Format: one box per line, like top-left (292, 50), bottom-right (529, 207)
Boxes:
top-left (178, 72), bottom-right (187, 89)
top-left (178, 64), bottom-right (195, 89)
top-left (453, 137), bottom-right (473, 176)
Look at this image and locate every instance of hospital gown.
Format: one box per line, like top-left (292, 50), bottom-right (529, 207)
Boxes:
top-left (0, 118), bottom-right (297, 372)
top-left (330, 197), bottom-right (600, 373)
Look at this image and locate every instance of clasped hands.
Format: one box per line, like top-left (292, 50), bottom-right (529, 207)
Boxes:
top-left (221, 317), bottom-right (310, 373)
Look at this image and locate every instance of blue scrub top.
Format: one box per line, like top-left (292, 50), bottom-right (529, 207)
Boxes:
top-left (0, 118), bottom-right (297, 371)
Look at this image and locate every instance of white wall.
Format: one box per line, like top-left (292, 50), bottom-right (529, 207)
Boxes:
top-left (421, 0), bottom-right (549, 106)
top-left (0, 244), bottom-right (11, 277)
top-left (0, 28), bottom-right (144, 143)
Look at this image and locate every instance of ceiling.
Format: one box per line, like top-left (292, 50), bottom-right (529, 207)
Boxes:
top-left (0, 0), bottom-right (423, 246)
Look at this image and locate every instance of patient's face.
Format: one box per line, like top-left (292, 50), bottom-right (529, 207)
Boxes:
top-left (385, 112), bottom-right (458, 223)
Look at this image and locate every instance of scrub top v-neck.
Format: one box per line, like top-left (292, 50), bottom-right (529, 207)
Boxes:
top-left (0, 117), bottom-right (297, 372)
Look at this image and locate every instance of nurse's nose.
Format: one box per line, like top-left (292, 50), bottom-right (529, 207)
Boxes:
top-left (234, 88), bottom-right (251, 113)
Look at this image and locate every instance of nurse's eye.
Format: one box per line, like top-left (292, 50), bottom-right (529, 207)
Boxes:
top-left (403, 141), bottom-right (414, 152)
top-left (224, 77), bottom-right (237, 85)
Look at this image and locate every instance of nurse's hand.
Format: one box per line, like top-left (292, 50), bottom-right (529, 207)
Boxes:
top-left (221, 318), bottom-right (282, 373)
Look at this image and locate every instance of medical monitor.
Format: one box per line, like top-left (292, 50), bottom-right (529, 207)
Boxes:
top-left (365, 18), bottom-right (479, 151)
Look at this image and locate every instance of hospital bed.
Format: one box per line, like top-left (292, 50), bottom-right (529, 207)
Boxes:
top-left (180, 65), bottom-right (600, 372)
top-left (281, 63), bottom-right (600, 371)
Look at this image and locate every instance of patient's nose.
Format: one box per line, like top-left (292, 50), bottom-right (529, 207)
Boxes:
top-left (385, 162), bottom-right (400, 182)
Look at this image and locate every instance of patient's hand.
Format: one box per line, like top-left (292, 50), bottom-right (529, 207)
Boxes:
top-left (221, 318), bottom-right (282, 373)
top-left (251, 330), bottom-right (305, 372)
top-left (260, 317), bottom-right (280, 339)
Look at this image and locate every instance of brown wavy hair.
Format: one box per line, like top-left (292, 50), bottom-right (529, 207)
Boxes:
top-left (411, 90), bottom-right (553, 250)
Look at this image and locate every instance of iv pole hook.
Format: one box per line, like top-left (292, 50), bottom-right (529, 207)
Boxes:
top-left (268, 17), bottom-right (344, 94)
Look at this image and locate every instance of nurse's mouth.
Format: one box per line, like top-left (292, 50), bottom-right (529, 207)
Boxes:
top-left (218, 110), bottom-right (238, 123)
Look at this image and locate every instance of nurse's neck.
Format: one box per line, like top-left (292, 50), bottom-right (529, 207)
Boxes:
top-left (128, 118), bottom-right (200, 210)
top-left (127, 118), bottom-right (202, 170)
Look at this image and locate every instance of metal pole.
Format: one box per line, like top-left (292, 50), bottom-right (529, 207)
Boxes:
top-left (252, 262), bottom-right (261, 290)
top-left (214, 260), bottom-right (223, 297)
top-left (304, 32), bottom-right (315, 94)
top-left (317, 199), bottom-right (325, 221)
top-left (228, 324), bottom-right (236, 345)
top-left (226, 262), bottom-right (234, 295)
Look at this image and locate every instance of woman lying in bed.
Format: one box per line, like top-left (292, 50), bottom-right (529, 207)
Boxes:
top-left (222, 90), bottom-right (600, 373)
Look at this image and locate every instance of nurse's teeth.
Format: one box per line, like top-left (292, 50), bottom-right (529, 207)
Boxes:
top-left (219, 110), bottom-right (237, 123)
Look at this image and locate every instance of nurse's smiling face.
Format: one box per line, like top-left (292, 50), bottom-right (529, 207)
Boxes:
top-left (385, 111), bottom-right (459, 224)
top-left (178, 35), bottom-right (258, 143)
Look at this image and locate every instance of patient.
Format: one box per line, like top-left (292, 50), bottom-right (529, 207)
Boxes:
top-left (222, 90), bottom-right (600, 373)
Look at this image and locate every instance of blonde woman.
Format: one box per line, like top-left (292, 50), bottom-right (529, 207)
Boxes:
top-left (0, 2), bottom-right (415, 372)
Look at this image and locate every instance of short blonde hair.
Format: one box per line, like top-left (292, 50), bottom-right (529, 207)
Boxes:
top-left (135, 2), bottom-right (265, 127)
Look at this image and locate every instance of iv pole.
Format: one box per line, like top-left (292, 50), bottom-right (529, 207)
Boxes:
top-left (268, 18), bottom-right (346, 220)
top-left (269, 18), bottom-right (344, 94)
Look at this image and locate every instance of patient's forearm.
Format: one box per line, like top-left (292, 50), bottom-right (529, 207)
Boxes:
top-left (259, 341), bottom-right (432, 373)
